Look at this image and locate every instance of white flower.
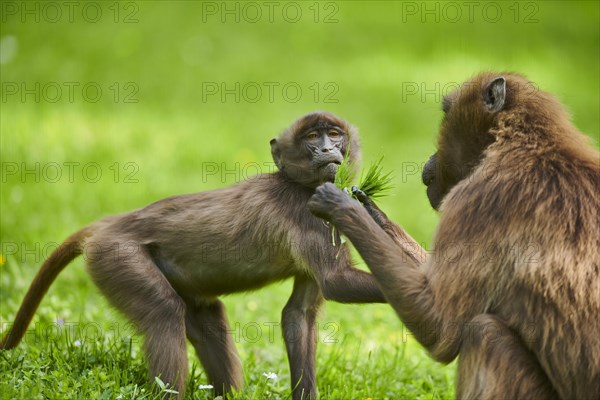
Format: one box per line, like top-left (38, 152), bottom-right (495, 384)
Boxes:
top-left (198, 384), bottom-right (213, 390)
top-left (263, 372), bottom-right (278, 380)
top-left (74, 340), bottom-right (82, 347)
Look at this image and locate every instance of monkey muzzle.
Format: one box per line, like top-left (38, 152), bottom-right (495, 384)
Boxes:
top-left (315, 157), bottom-right (342, 182)
top-left (320, 161), bottom-right (341, 175)
top-left (422, 154), bottom-right (437, 187)
top-left (316, 154), bottom-right (343, 169)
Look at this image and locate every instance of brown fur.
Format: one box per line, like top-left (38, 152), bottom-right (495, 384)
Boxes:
top-left (309, 72), bottom-right (600, 399)
top-left (1, 112), bottom-right (387, 400)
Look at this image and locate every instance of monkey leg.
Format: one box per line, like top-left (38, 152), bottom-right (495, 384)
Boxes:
top-left (85, 241), bottom-right (188, 397)
top-left (282, 276), bottom-right (324, 400)
top-left (457, 314), bottom-right (558, 400)
top-left (185, 299), bottom-right (243, 396)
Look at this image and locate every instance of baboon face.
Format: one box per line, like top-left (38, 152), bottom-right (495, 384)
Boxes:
top-left (271, 112), bottom-right (360, 188)
top-left (423, 74), bottom-right (507, 209)
top-left (422, 152), bottom-right (443, 210)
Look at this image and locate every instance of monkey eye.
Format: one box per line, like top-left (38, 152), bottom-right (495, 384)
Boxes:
top-left (328, 130), bottom-right (342, 138)
top-left (306, 132), bottom-right (319, 141)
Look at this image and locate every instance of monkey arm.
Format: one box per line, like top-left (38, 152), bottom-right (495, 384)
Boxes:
top-left (309, 183), bottom-right (467, 362)
top-left (317, 263), bottom-right (388, 304)
top-left (330, 202), bottom-right (440, 344)
top-left (294, 238), bottom-right (388, 304)
top-left (352, 186), bottom-right (427, 265)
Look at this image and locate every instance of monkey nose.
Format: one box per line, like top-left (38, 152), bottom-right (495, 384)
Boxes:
top-left (422, 172), bottom-right (435, 186)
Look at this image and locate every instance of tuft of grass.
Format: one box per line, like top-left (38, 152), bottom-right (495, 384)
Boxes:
top-left (335, 155), bottom-right (394, 199)
top-left (332, 154), bottom-right (394, 250)
top-left (334, 145), bottom-right (354, 191)
top-left (358, 157), bottom-right (394, 199)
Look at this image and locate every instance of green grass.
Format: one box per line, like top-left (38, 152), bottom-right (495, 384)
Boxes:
top-left (1, 1), bottom-right (598, 399)
top-left (335, 155), bottom-right (394, 199)
top-left (357, 157), bottom-right (394, 199)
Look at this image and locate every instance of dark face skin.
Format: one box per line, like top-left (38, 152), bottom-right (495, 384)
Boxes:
top-left (422, 153), bottom-right (442, 210)
top-left (271, 113), bottom-right (351, 189)
top-left (422, 77), bottom-right (501, 210)
top-left (302, 122), bottom-right (346, 184)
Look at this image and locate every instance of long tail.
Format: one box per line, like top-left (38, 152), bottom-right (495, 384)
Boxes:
top-left (1, 228), bottom-right (89, 349)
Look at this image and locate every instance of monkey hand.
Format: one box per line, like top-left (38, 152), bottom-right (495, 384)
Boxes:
top-left (351, 186), bottom-right (371, 205)
top-left (308, 182), bottom-right (356, 222)
top-left (351, 185), bottom-right (389, 228)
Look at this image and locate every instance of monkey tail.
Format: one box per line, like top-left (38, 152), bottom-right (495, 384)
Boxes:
top-left (0, 228), bottom-right (89, 350)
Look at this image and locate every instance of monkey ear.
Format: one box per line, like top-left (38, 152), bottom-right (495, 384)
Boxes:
top-left (484, 77), bottom-right (506, 113)
top-left (270, 138), bottom-right (283, 171)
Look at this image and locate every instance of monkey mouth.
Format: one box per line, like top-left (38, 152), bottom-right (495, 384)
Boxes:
top-left (317, 161), bottom-right (340, 181)
top-left (319, 160), bottom-right (342, 169)
top-left (319, 161), bottom-right (341, 176)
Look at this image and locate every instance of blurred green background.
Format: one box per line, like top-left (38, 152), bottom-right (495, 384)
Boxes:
top-left (1, 1), bottom-right (598, 399)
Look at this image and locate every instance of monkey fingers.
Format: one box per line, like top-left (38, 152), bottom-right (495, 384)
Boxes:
top-left (351, 185), bottom-right (370, 204)
top-left (308, 182), bottom-right (355, 221)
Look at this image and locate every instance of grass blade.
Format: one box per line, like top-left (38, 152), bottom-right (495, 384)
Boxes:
top-left (358, 156), bottom-right (394, 198)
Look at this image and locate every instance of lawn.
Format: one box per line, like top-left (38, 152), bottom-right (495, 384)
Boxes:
top-left (1, 1), bottom-right (598, 399)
